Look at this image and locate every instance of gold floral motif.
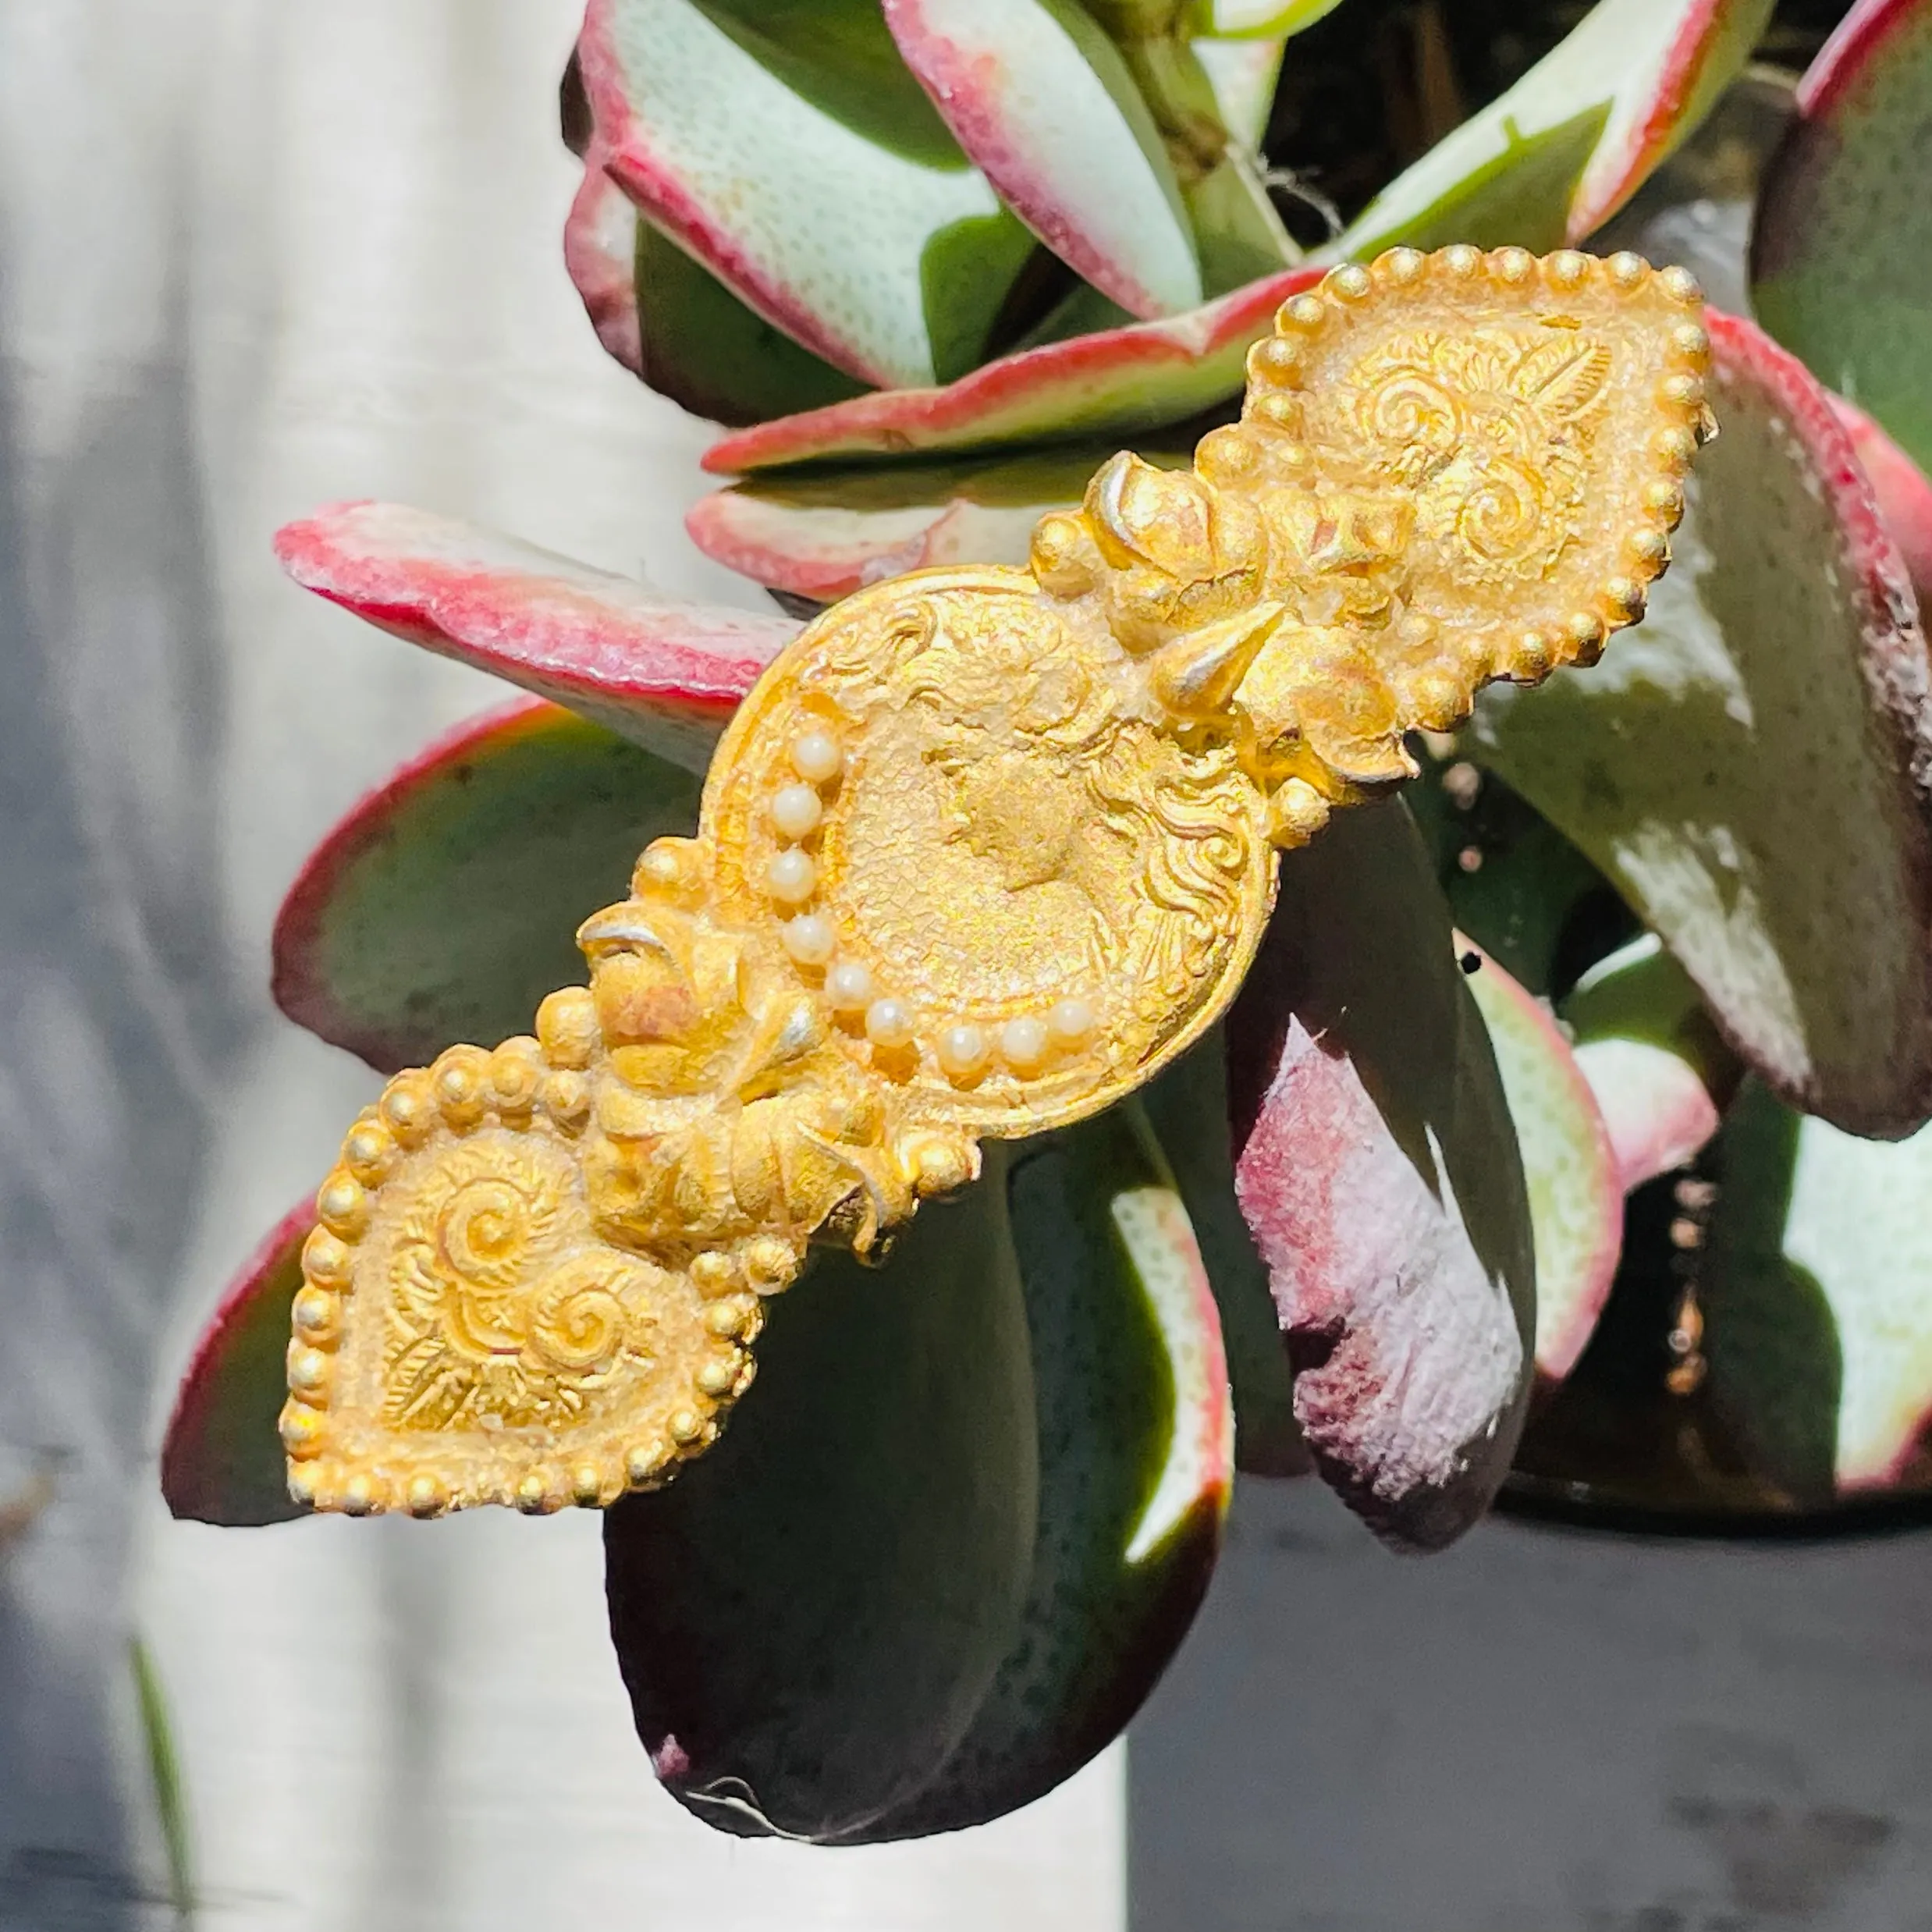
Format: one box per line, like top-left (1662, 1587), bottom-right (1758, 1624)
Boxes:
top-left (285, 248), bottom-right (1715, 1515)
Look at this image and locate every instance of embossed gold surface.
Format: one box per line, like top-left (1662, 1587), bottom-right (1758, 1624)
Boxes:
top-left (282, 248), bottom-right (1715, 1515)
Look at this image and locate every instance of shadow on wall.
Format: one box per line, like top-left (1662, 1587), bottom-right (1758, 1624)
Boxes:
top-left (1129, 1476), bottom-right (1930, 1932)
top-left (0, 259), bottom-right (245, 1923)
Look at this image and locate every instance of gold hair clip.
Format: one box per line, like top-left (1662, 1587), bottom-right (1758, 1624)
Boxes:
top-left (279, 247), bottom-right (1714, 1517)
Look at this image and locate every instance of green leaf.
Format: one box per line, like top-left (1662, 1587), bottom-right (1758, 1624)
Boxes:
top-left (886, 0), bottom-right (1206, 319)
top-left (581, 0), bottom-right (1027, 385)
top-left (703, 264), bottom-right (1317, 471)
top-left (1461, 942), bottom-right (1622, 1385)
top-left (856, 1103), bottom-right (1231, 1838)
top-left (606, 1103), bottom-right (1230, 1841)
top-left (161, 1202), bottom-right (308, 1527)
top-left (1192, 0), bottom-right (1344, 34)
top-left (1330, 0), bottom-right (1774, 260)
top-left (1753, 0), bottom-right (1932, 474)
top-left (1470, 311), bottom-right (1932, 1139)
top-left (1144, 1032), bottom-right (1305, 1476)
top-left (274, 701), bottom-right (701, 1073)
top-left (130, 1638), bottom-right (194, 1917)
top-left (1561, 934), bottom-right (1728, 1192)
top-left (687, 441), bottom-right (1188, 601)
top-left (1228, 799), bottom-right (1536, 1547)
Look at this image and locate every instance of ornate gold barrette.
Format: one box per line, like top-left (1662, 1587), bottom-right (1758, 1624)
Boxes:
top-left (279, 247), bottom-right (1714, 1518)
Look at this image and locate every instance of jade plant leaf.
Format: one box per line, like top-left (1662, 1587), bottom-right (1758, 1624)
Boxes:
top-left (1703, 1078), bottom-right (1932, 1501)
top-left (605, 1109), bottom-right (1231, 1841)
top-left (1470, 311), bottom-right (1932, 1140)
top-left (1144, 1031), bottom-right (1306, 1478)
top-left (578, 0), bottom-right (1035, 387)
top-left (1833, 396), bottom-right (1932, 606)
top-left (702, 265), bottom-right (1319, 472)
top-left (274, 700), bottom-right (701, 1073)
top-left (161, 1205), bottom-right (310, 1527)
top-left (1753, 0), bottom-right (1932, 476)
top-left (1461, 943), bottom-right (1622, 1387)
top-left (1192, 37), bottom-right (1287, 151)
top-left (1227, 800), bottom-right (1536, 1549)
top-left (1561, 933), bottom-right (1728, 1192)
top-left (1330, 0), bottom-right (1775, 260)
top-left (852, 1104), bottom-right (1231, 1838)
top-left (884, 0), bottom-right (1205, 319)
top-left (275, 503), bottom-right (791, 774)
top-left (686, 443), bottom-right (1184, 602)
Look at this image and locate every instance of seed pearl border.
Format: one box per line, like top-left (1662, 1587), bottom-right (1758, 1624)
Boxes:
top-left (758, 719), bottom-right (1105, 1088)
top-left (281, 988), bottom-right (765, 1519)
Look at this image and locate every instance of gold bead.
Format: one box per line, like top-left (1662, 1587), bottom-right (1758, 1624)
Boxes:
top-left (536, 986), bottom-right (598, 1069)
top-left (488, 1038), bottom-right (542, 1112)
top-left (1653, 425), bottom-right (1698, 467)
top-left (1603, 576), bottom-right (1645, 616)
top-left (406, 1474), bottom-right (446, 1517)
top-left (432, 1045), bottom-right (489, 1128)
top-left (1607, 250), bottom-right (1647, 288)
top-left (1547, 250), bottom-right (1589, 289)
top-left (516, 1472), bottom-right (556, 1513)
top-left (342, 1120), bottom-right (396, 1186)
top-left (279, 1400), bottom-right (325, 1458)
top-left (1375, 247), bottom-right (1424, 284)
top-left (342, 1473), bottom-right (379, 1516)
top-left (1515, 631), bottom-right (1554, 680)
top-left (292, 1284), bottom-right (339, 1343)
top-left (1325, 265), bottom-right (1371, 302)
top-left (541, 1069), bottom-right (589, 1125)
top-left (744, 1235), bottom-right (797, 1292)
top-left (1280, 293), bottom-right (1327, 329)
top-left (286, 1344), bottom-right (330, 1397)
top-left (1567, 611), bottom-right (1607, 652)
top-left (286, 1464), bottom-right (320, 1508)
top-left (1248, 392), bottom-right (1301, 432)
top-left (1660, 265), bottom-right (1702, 304)
top-left (691, 1250), bottom-right (738, 1298)
top-left (669, 1409), bottom-right (704, 1446)
top-left (1644, 479), bottom-right (1686, 524)
top-left (698, 1357), bottom-right (740, 1397)
top-left (1489, 247), bottom-right (1533, 285)
top-left (1671, 322), bottom-right (1711, 366)
top-left (302, 1227), bottom-right (351, 1288)
top-left (1439, 243), bottom-right (1482, 278)
top-left (571, 1463), bottom-right (605, 1507)
top-left (1266, 779), bottom-right (1330, 849)
top-left (705, 1296), bottom-right (755, 1338)
top-left (378, 1071), bottom-right (435, 1148)
top-left (625, 1442), bottom-right (669, 1486)
top-left (1248, 336), bottom-right (1302, 385)
top-left (1625, 527), bottom-right (1668, 569)
top-left (315, 1173), bottom-right (368, 1241)
top-left (1661, 373), bottom-right (1705, 410)
top-left (634, 836), bottom-right (701, 899)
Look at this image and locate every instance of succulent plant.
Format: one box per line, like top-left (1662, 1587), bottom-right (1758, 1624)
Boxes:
top-left (164, 0), bottom-right (1932, 1844)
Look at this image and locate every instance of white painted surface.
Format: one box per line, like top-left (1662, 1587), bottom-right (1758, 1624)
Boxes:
top-left (0, 2), bottom-right (1123, 1924)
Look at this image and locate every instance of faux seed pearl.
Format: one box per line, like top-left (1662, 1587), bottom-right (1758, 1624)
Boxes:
top-left (769, 783), bottom-right (822, 840)
top-left (865, 998), bottom-right (915, 1049)
top-left (782, 914), bottom-right (835, 966)
top-left (826, 961), bottom-right (875, 1011)
top-left (1000, 1017), bottom-right (1049, 1073)
top-left (938, 1025), bottom-right (988, 1078)
top-left (765, 849), bottom-right (816, 904)
top-left (790, 730), bottom-right (843, 785)
top-left (1048, 998), bottom-right (1096, 1046)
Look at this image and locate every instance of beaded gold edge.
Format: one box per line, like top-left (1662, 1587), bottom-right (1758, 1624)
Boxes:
top-left (280, 247), bottom-right (1714, 1516)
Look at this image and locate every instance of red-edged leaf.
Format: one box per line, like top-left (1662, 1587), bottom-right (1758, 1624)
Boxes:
top-left (1471, 311), bottom-right (1932, 1138)
top-left (160, 1205), bottom-right (308, 1528)
top-left (606, 1103), bottom-right (1227, 1841)
top-left (1834, 396), bottom-right (1932, 606)
top-left (564, 154), bottom-right (645, 376)
top-left (1561, 934), bottom-right (1729, 1192)
top-left (1332, 0), bottom-right (1774, 259)
top-left (1227, 801), bottom-right (1536, 1550)
top-left (1462, 943), bottom-right (1623, 1387)
top-left (686, 443), bottom-right (1172, 600)
top-left (275, 503), bottom-right (791, 773)
top-left (578, 0), bottom-right (1030, 389)
top-left (884, 0), bottom-right (1204, 319)
top-left (275, 701), bottom-right (701, 1073)
top-left (1753, 0), bottom-right (1932, 475)
top-left (703, 265), bottom-right (1320, 472)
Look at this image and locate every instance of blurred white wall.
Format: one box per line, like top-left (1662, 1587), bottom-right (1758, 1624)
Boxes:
top-left (0, 3), bottom-right (1124, 1925)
